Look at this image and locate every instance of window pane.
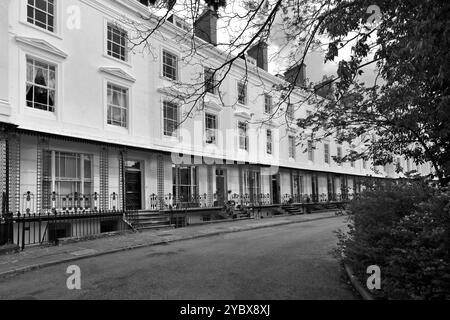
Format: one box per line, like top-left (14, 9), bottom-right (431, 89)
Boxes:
top-left (27, 0), bottom-right (54, 31)
top-left (26, 57), bottom-right (56, 112)
top-left (84, 157), bottom-right (92, 178)
top-left (107, 24), bottom-right (128, 61)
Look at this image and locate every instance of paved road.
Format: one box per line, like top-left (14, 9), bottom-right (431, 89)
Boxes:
top-left (0, 216), bottom-right (355, 300)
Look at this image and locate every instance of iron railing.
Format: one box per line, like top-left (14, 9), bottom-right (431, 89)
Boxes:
top-left (4, 209), bottom-right (131, 250)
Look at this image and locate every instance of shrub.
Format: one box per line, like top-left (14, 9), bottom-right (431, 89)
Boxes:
top-left (337, 181), bottom-right (450, 299)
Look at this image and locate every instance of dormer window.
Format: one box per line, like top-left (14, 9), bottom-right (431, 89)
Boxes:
top-left (27, 0), bottom-right (55, 32)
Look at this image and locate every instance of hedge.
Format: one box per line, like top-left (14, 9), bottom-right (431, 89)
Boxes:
top-left (336, 181), bottom-right (450, 299)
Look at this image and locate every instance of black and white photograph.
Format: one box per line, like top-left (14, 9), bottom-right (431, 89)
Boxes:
top-left (0, 0), bottom-right (449, 308)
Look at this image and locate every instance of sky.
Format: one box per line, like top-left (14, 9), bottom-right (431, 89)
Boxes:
top-left (167, 1), bottom-right (379, 87)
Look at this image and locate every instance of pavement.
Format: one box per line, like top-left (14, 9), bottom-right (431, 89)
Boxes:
top-left (0, 213), bottom-right (354, 300)
top-left (0, 211), bottom-right (342, 280)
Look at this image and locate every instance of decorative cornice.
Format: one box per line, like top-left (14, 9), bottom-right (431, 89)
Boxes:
top-left (15, 36), bottom-right (68, 59)
top-left (157, 87), bottom-right (188, 100)
top-left (99, 66), bottom-right (136, 83)
top-left (204, 97), bottom-right (222, 112)
top-left (234, 110), bottom-right (252, 120)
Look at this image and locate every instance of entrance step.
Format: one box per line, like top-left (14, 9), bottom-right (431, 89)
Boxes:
top-left (128, 211), bottom-right (173, 231)
top-left (281, 205), bottom-right (304, 215)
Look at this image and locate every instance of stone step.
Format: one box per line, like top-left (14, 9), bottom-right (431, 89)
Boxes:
top-left (135, 224), bottom-right (175, 231)
top-left (135, 216), bottom-right (170, 224)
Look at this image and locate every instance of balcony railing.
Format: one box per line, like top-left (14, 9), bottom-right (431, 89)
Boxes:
top-left (18, 190), bottom-right (355, 214)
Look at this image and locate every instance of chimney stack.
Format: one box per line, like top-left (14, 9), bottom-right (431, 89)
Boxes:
top-left (284, 63), bottom-right (307, 88)
top-left (247, 41), bottom-right (268, 72)
top-left (194, 8), bottom-right (218, 46)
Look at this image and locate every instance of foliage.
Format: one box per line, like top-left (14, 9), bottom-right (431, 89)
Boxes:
top-left (337, 181), bottom-right (450, 299)
top-left (133, 0), bottom-right (449, 185)
top-left (293, 0), bottom-right (450, 186)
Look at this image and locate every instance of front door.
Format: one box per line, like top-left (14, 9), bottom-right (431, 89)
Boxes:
top-left (125, 161), bottom-right (142, 210)
top-left (215, 169), bottom-right (227, 206)
top-left (271, 174), bottom-right (280, 204)
top-left (311, 174), bottom-right (319, 202)
top-left (327, 174), bottom-right (335, 201)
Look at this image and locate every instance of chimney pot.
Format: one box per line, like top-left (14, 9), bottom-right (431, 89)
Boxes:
top-left (194, 9), bottom-right (218, 46)
top-left (247, 41), bottom-right (268, 72)
top-left (284, 64), bottom-right (307, 88)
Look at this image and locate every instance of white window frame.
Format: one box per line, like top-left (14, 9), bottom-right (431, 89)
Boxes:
top-left (163, 100), bottom-right (180, 137)
top-left (264, 94), bottom-right (272, 114)
top-left (204, 67), bottom-right (217, 95)
top-left (42, 150), bottom-right (94, 209)
top-left (266, 129), bottom-right (273, 155)
top-left (205, 112), bottom-right (218, 145)
top-left (307, 140), bottom-right (314, 162)
top-left (26, 0), bottom-right (56, 33)
top-left (162, 49), bottom-right (179, 81)
top-left (237, 81), bottom-right (247, 105)
top-left (287, 103), bottom-right (295, 122)
top-left (106, 82), bottom-right (129, 129)
top-left (26, 56), bottom-right (57, 113)
top-left (324, 143), bottom-right (330, 164)
top-left (288, 136), bottom-right (296, 159)
top-left (106, 22), bottom-right (129, 62)
top-left (238, 121), bottom-right (249, 151)
top-left (337, 146), bottom-right (343, 166)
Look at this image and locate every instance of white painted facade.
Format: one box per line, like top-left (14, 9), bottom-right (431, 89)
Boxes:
top-left (0, 0), bottom-right (432, 214)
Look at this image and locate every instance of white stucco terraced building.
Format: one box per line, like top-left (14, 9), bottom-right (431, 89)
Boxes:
top-left (0, 0), bottom-right (432, 236)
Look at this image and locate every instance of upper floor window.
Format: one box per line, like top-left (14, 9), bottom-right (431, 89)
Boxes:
top-left (266, 129), bottom-right (273, 155)
top-left (107, 83), bottom-right (128, 128)
top-left (204, 68), bottom-right (216, 94)
top-left (107, 23), bottom-right (128, 61)
top-left (237, 81), bottom-right (247, 105)
top-left (288, 136), bottom-right (295, 159)
top-left (324, 143), bottom-right (330, 164)
top-left (26, 57), bottom-right (56, 112)
top-left (27, 0), bottom-right (55, 32)
top-left (205, 113), bottom-right (217, 144)
top-left (238, 121), bottom-right (249, 151)
top-left (307, 140), bottom-right (314, 161)
top-left (287, 104), bottom-right (295, 122)
top-left (337, 146), bottom-right (343, 166)
top-left (264, 94), bottom-right (272, 114)
top-left (163, 100), bottom-right (179, 137)
top-left (163, 50), bottom-right (178, 81)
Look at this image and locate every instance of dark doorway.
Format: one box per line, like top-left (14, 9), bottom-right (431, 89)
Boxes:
top-left (125, 161), bottom-right (142, 210)
top-left (215, 169), bottom-right (227, 206)
top-left (271, 174), bottom-right (280, 204)
top-left (327, 174), bottom-right (335, 201)
top-left (311, 174), bottom-right (319, 202)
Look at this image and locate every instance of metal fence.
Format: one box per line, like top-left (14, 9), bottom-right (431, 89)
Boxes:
top-left (2, 210), bottom-right (131, 250)
top-left (148, 192), bottom-right (354, 209)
